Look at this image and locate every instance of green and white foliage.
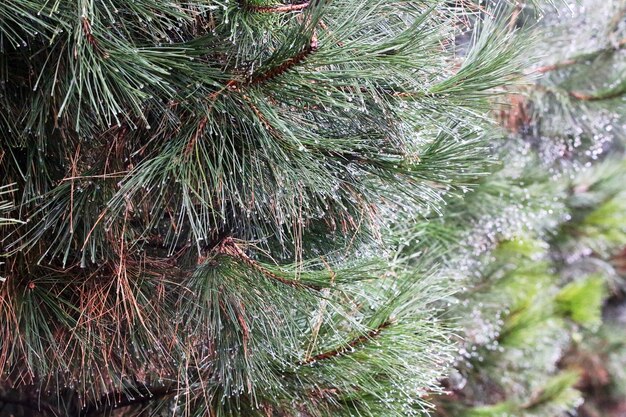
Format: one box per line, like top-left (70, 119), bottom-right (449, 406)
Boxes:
top-left (427, 0), bottom-right (626, 415)
top-left (427, 142), bottom-right (626, 417)
top-left (0, 1), bottom-right (525, 416)
top-left (520, 0), bottom-right (626, 168)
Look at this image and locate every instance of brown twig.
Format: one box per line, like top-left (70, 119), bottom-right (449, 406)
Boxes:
top-left (80, 17), bottom-right (109, 58)
top-left (217, 237), bottom-right (322, 290)
top-left (507, 1), bottom-right (522, 32)
top-left (533, 59), bottom-right (577, 74)
top-left (299, 320), bottom-right (394, 365)
top-left (185, 115), bottom-right (208, 156)
top-left (569, 88), bottom-right (624, 102)
top-left (250, 33), bottom-right (319, 85)
top-left (235, 299), bottom-right (251, 357)
top-left (530, 82), bottom-right (625, 103)
top-left (245, 2), bottom-right (310, 13)
top-left (532, 38), bottom-right (626, 74)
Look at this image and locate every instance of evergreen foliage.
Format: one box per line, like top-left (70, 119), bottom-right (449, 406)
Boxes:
top-left (0, 0), bottom-right (624, 416)
top-left (0, 1), bottom-right (525, 416)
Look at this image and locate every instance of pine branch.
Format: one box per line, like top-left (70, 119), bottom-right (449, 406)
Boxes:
top-left (299, 320), bottom-right (393, 365)
top-left (245, 2), bottom-right (311, 13)
top-left (250, 33), bottom-right (318, 85)
top-left (568, 89), bottom-right (624, 102)
top-left (530, 81), bottom-right (626, 103)
top-left (216, 237), bottom-right (323, 290)
top-left (532, 37), bottom-right (626, 74)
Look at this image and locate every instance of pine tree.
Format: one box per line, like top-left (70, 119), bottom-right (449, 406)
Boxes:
top-left (0, 1), bottom-right (524, 416)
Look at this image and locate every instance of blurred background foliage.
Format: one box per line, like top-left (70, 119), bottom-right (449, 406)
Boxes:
top-left (429, 0), bottom-right (626, 416)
